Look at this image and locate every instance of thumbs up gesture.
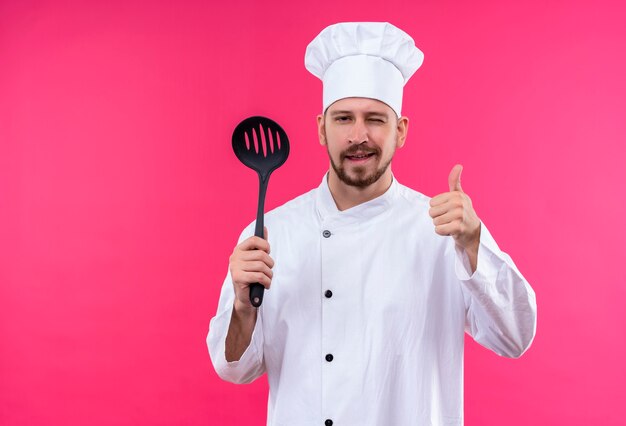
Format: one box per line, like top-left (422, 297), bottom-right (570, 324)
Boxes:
top-left (429, 165), bottom-right (481, 254)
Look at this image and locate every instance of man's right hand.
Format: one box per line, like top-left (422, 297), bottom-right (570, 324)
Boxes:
top-left (229, 227), bottom-right (274, 312)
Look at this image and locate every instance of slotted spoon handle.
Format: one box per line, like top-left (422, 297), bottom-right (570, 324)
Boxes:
top-left (250, 175), bottom-right (269, 307)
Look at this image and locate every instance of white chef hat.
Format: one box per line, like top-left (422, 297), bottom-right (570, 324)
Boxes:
top-left (304, 22), bottom-right (424, 117)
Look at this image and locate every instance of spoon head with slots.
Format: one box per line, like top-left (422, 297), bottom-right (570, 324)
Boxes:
top-left (232, 116), bottom-right (290, 180)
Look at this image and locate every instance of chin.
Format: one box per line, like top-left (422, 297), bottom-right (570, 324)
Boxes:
top-left (341, 171), bottom-right (384, 188)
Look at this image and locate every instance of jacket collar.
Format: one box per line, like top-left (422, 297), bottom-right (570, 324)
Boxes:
top-left (315, 172), bottom-right (398, 225)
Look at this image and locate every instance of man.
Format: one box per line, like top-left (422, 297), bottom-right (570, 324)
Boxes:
top-left (208, 22), bottom-right (537, 426)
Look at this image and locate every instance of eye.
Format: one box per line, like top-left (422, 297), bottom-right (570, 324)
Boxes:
top-left (368, 117), bottom-right (385, 123)
top-left (335, 115), bottom-right (352, 122)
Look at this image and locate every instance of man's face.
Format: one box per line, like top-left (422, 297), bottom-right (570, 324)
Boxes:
top-left (317, 97), bottom-right (408, 188)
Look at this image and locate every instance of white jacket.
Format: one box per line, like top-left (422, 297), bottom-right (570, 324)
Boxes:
top-left (208, 175), bottom-right (537, 426)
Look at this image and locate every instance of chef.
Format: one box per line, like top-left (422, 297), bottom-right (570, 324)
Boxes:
top-left (207, 22), bottom-right (537, 426)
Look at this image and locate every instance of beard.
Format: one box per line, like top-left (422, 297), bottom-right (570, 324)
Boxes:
top-left (327, 141), bottom-right (394, 188)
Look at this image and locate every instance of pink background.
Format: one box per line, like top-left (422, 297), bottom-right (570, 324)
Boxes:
top-left (1, 0), bottom-right (625, 424)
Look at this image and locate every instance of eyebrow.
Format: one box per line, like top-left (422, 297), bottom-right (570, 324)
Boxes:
top-left (329, 110), bottom-right (389, 117)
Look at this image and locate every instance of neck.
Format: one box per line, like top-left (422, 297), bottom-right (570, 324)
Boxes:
top-left (327, 169), bottom-right (393, 211)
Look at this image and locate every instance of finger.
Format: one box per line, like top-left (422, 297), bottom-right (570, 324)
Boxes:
top-left (237, 236), bottom-right (271, 253)
top-left (240, 260), bottom-right (274, 277)
top-left (232, 267), bottom-right (273, 287)
top-left (239, 271), bottom-right (272, 289)
top-left (428, 203), bottom-right (450, 218)
top-left (264, 226), bottom-right (268, 241)
top-left (429, 193), bottom-right (452, 207)
top-left (430, 194), bottom-right (466, 217)
top-left (238, 250), bottom-right (275, 268)
top-left (448, 164), bottom-right (463, 193)
top-left (432, 208), bottom-right (463, 226)
top-left (434, 222), bottom-right (460, 237)
top-left (229, 250), bottom-right (274, 269)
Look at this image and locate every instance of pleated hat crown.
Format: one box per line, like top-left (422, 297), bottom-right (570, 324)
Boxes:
top-left (305, 22), bottom-right (424, 117)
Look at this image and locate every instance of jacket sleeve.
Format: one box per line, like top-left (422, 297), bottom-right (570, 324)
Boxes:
top-left (206, 229), bottom-right (266, 384)
top-left (455, 223), bottom-right (537, 358)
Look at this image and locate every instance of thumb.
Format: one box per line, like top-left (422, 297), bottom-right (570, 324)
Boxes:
top-left (448, 164), bottom-right (464, 192)
top-left (263, 226), bottom-right (269, 240)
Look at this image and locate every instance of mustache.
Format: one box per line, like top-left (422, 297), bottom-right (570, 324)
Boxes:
top-left (340, 144), bottom-right (380, 159)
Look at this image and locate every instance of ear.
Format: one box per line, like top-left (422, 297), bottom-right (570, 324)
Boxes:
top-left (317, 114), bottom-right (326, 146)
top-left (396, 116), bottom-right (409, 149)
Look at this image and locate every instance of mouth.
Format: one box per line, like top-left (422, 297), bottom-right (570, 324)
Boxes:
top-left (344, 152), bottom-right (376, 163)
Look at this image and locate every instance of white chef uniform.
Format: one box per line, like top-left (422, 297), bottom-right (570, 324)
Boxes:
top-left (207, 175), bottom-right (537, 426)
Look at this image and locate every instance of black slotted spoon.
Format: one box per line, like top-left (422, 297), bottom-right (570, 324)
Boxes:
top-left (232, 116), bottom-right (290, 307)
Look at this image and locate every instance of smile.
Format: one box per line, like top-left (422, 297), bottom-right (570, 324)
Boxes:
top-left (345, 152), bottom-right (376, 162)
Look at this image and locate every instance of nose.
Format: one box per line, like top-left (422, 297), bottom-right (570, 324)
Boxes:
top-left (348, 118), bottom-right (368, 144)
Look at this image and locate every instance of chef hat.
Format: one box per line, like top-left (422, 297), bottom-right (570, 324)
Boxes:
top-left (305, 22), bottom-right (424, 117)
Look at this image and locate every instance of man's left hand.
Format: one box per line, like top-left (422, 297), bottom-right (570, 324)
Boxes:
top-left (428, 164), bottom-right (481, 258)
